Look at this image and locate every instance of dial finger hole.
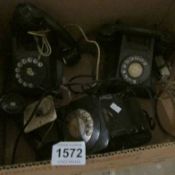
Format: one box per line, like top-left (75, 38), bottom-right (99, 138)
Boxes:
top-left (17, 62), bottom-right (23, 68)
top-left (23, 82), bottom-right (27, 87)
top-left (33, 59), bottom-right (38, 64)
top-left (22, 59), bottom-right (27, 64)
top-left (27, 57), bottom-right (33, 63)
top-left (18, 78), bottom-right (23, 84)
top-left (15, 73), bottom-right (20, 79)
top-left (15, 68), bottom-right (20, 73)
top-left (38, 62), bottom-right (43, 67)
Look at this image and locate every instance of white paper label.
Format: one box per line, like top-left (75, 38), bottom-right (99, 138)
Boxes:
top-left (51, 141), bottom-right (86, 166)
top-left (110, 103), bottom-right (122, 114)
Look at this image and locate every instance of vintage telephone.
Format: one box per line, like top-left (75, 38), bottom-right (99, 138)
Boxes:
top-left (57, 94), bottom-right (152, 154)
top-left (4, 3), bottom-right (80, 96)
top-left (98, 24), bottom-right (167, 95)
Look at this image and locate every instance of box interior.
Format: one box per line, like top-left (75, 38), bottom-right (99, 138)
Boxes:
top-left (1, 0), bottom-right (175, 37)
top-left (1, 0), bottom-right (175, 170)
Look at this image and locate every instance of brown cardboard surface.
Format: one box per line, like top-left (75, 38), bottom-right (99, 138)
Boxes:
top-left (1, 142), bottom-right (175, 175)
top-left (0, 0), bottom-right (175, 38)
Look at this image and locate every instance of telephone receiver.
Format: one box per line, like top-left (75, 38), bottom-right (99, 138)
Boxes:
top-left (12, 3), bottom-right (80, 65)
top-left (98, 23), bottom-right (168, 42)
top-left (98, 23), bottom-right (172, 64)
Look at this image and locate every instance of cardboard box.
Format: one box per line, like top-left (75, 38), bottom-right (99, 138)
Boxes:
top-left (1, 143), bottom-right (175, 175)
top-left (1, 0), bottom-right (175, 174)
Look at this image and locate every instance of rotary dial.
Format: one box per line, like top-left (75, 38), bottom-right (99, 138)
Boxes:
top-left (1, 94), bottom-right (25, 114)
top-left (67, 109), bottom-right (94, 143)
top-left (15, 57), bottom-right (45, 88)
top-left (120, 56), bottom-right (149, 85)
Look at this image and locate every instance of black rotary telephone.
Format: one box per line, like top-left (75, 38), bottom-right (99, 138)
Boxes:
top-left (57, 94), bottom-right (152, 154)
top-left (98, 23), bottom-right (169, 95)
top-left (4, 3), bottom-right (80, 96)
